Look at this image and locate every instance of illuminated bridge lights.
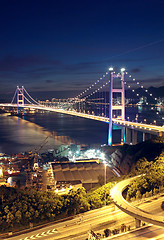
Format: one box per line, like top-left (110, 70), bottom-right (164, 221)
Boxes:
top-left (1, 103), bottom-right (163, 136)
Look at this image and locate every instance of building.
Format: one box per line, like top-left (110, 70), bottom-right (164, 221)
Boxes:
top-left (50, 161), bottom-right (115, 191)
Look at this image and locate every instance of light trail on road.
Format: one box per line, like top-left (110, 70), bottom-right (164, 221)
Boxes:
top-left (4, 195), bottom-right (164, 240)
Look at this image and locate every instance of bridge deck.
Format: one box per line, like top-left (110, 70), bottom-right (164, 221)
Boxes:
top-left (0, 103), bottom-right (164, 135)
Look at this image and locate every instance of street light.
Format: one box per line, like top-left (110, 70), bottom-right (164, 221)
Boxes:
top-left (104, 162), bottom-right (106, 185)
top-left (103, 161), bottom-right (107, 206)
top-left (121, 68), bottom-right (125, 72)
top-left (109, 67), bottom-right (113, 71)
top-left (101, 152), bottom-right (105, 161)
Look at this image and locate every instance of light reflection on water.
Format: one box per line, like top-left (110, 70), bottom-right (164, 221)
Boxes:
top-left (0, 106), bottom-right (163, 155)
top-left (0, 113), bottom-right (75, 154)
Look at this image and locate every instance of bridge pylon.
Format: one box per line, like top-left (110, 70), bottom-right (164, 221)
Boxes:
top-left (108, 68), bottom-right (125, 146)
top-left (16, 86), bottom-right (25, 114)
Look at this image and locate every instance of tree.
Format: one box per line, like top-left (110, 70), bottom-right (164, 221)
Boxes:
top-left (146, 191), bottom-right (149, 198)
top-left (25, 211), bottom-right (31, 222)
top-left (142, 193), bottom-right (146, 199)
top-left (136, 190), bottom-right (142, 200)
top-left (154, 188), bottom-right (159, 195)
top-left (87, 193), bottom-right (103, 209)
top-left (15, 210), bottom-right (22, 223)
top-left (65, 188), bottom-right (90, 215)
top-left (6, 211), bottom-right (14, 228)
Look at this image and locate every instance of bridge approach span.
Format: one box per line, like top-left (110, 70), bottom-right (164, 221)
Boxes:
top-left (110, 176), bottom-right (164, 228)
top-left (0, 103), bottom-right (164, 137)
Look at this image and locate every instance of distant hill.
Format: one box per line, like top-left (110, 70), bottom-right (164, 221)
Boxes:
top-left (148, 86), bottom-right (164, 98)
top-left (0, 86), bottom-right (163, 103)
top-left (125, 86), bottom-right (164, 99)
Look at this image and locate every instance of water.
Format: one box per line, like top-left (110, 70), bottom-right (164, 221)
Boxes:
top-left (0, 106), bottom-right (163, 155)
top-left (0, 112), bottom-right (108, 154)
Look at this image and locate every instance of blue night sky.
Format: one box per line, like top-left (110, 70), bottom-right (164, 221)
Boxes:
top-left (0, 0), bottom-right (164, 100)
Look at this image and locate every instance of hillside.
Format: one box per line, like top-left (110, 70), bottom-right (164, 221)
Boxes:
top-left (108, 137), bottom-right (164, 175)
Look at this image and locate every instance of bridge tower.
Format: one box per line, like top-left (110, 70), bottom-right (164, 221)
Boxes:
top-left (16, 86), bottom-right (25, 114)
top-left (108, 68), bottom-right (125, 146)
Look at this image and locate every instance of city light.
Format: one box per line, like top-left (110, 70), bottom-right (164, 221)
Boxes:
top-left (100, 152), bottom-right (106, 161)
top-left (109, 67), bottom-right (114, 71)
top-left (121, 68), bottom-right (125, 72)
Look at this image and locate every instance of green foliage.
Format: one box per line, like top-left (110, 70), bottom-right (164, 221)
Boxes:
top-left (0, 180), bottom-right (115, 232)
top-left (127, 151), bottom-right (164, 200)
top-left (131, 197), bottom-right (136, 202)
top-left (63, 188), bottom-right (90, 215)
top-left (126, 192), bottom-right (130, 201)
top-left (145, 191), bottom-right (150, 198)
top-left (0, 186), bottom-right (63, 231)
top-left (136, 190), bottom-right (142, 200)
top-left (87, 182), bottom-right (113, 209)
top-left (142, 193), bottom-right (146, 199)
top-left (149, 190), bottom-right (153, 197)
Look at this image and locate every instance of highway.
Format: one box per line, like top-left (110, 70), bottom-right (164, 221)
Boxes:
top-left (0, 103), bottom-right (164, 136)
top-left (2, 195), bottom-right (164, 240)
top-left (108, 225), bottom-right (164, 240)
top-left (110, 176), bottom-right (164, 227)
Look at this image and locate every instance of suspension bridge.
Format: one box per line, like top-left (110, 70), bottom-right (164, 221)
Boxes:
top-left (0, 68), bottom-right (164, 145)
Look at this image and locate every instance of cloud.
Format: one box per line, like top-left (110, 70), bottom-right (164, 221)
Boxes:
top-left (45, 80), bottom-right (53, 83)
top-left (29, 86), bottom-right (45, 91)
top-left (0, 55), bottom-right (61, 72)
top-left (72, 82), bottom-right (86, 86)
top-left (131, 68), bottom-right (141, 73)
top-left (139, 76), bottom-right (164, 87)
top-left (0, 54), bottom-right (146, 79)
top-left (0, 55), bottom-right (103, 83)
top-left (0, 54), bottom-right (163, 95)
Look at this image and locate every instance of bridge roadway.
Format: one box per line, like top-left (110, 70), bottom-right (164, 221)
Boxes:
top-left (110, 176), bottom-right (164, 228)
top-left (0, 103), bottom-right (164, 136)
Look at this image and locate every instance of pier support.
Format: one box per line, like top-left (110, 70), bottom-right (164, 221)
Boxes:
top-left (121, 127), bottom-right (125, 144)
top-left (143, 132), bottom-right (149, 142)
top-left (135, 218), bottom-right (141, 228)
top-left (132, 129), bottom-right (137, 145)
top-left (126, 128), bottom-right (131, 144)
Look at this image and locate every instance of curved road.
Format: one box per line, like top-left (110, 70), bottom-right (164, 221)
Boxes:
top-left (2, 196), bottom-right (164, 240)
top-left (110, 176), bottom-right (164, 227)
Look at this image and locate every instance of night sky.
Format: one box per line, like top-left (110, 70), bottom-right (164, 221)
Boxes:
top-left (0, 0), bottom-right (164, 100)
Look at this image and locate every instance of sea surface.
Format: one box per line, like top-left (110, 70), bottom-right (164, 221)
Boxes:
top-left (0, 106), bottom-right (163, 155)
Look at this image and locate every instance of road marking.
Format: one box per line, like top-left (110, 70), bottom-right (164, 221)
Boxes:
top-left (52, 228), bottom-right (57, 233)
top-left (24, 238), bottom-right (29, 240)
top-left (30, 235), bottom-right (36, 239)
top-left (35, 233), bottom-right (41, 238)
top-left (47, 230), bottom-right (54, 234)
top-left (41, 232), bottom-right (48, 236)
